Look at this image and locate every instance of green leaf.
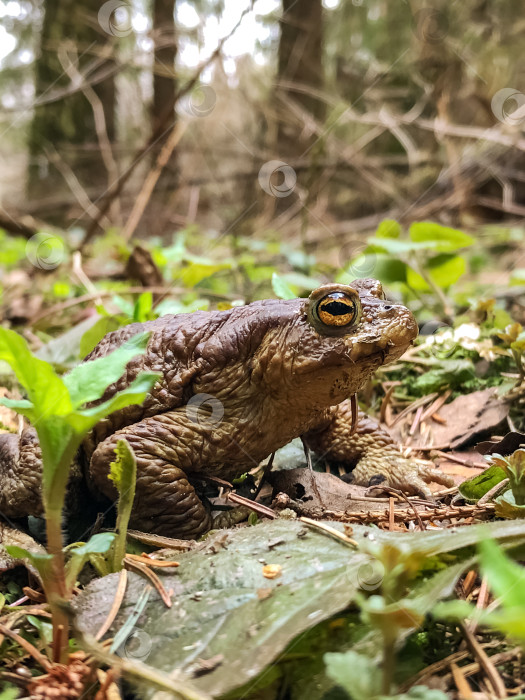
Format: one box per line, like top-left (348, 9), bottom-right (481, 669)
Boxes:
top-left (39, 417), bottom-right (78, 489)
top-left (27, 614), bottom-right (53, 646)
top-left (108, 439), bottom-right (137, 570)
top-left (479, 539), bottom-right (525, 609)
top-left (0, 327), bottom-right (72, 419)
top-left (111, 294), bottom-right (134, 317)
top-left (0, 688), bottom-right (19, 700)
top-left (271, 272), bottom-right (296, 300)
top-left (180, 262), bottom-right (230, 287)
top-left (66, 533), bottom-right (116, 589)
top-left (325, 650), bottom-right (382, 700)
top-left (510, 268), bottom-right (525, 286)
top-left (411, 360), bottom-right (475, 394)
top-left (0, 397), bottom-right (33, 412)
top-left (458, 466), bottom-right (507, 503)
top-left (74, 518), bottom-right (525, 698)
top-left (68, 532), bottom-right (116, 558)
top-left (52, 281), bottom-right (71, 298)
top-left (406, 254), bottom-right (466, 291)
top-left (511, 332), bottom-right (525, 353)
top-left (495, 490), bottom-right (525, 519)
top-left (5, 545), bottom-right (54, 581)
top-left (337, 255), bottom-right (407, 285)
top-left (409, 222), bottom-right (475, 252)
top-left (477, 609), bottom-right (525, 640)
top-left (436, 540), bottom-right (525, 644)
top-left (503, 449), bottom-right (525, 503)
top-left (278, 272), bottom-right (322, 291)
top-left (133, 292), bottom-right (155, 323)
top-left (433, 599), bottom-right (480, 622)
top-left (365, 238), bottom-right (435, 255)
top-left (64, 332), bottom-right (151, 408)
top-left (36, 316), bottom-right (103, 367)
top-left (360, 595), bottom-right (424, 634)
top-left (0, 230), bottom-right (27, 269)
top-left (371, 257), bottom-right (407, 283)
top-left (72, 372), bottom-right (160, 427)
top-left (375, 219), bottom-right (401, 239)
top-left (80, 316), bottom-right (123, 358)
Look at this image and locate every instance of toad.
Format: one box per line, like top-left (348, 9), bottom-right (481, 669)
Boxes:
top-left (0, 279), bottom-right (453, 538)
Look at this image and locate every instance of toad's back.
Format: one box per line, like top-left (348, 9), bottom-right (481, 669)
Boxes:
top-left (0, 279), bottom-right (452, 538)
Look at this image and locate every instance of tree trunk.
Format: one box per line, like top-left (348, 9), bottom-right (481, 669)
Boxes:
top-left (148, 0), bottom-right (178, 237)
top-left (152, 0), bottom-right (177, 143)
top-left (27, 0), bottom-right (116, 218)
top-left (276, 0), bottom-right (325, 159)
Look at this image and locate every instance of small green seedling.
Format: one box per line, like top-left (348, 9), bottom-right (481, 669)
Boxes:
top-left (0, 327), bottom-right (159, 662)
top-left (434, 539), bottom-right (525, 646)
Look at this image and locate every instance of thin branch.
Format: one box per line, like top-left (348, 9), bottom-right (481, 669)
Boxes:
top-left (0, 622), bottom-right (52, 671)
top-left (80, 4), bottom-right (254, 250)
top-left (44, 144), bottom-right (109, 227)
top-left (460, 621), bottom-right (508, 698)
top-left (58, 42), bottom-right (122, 225)
top-left (121, 122), bottom-right (186, 242)
top-left (29, 286), bottom-right (237, 326)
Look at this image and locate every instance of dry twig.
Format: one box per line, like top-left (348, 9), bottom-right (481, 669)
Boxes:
top-left (95, 569), bottom-right (127, 641)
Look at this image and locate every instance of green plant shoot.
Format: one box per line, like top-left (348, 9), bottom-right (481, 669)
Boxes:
top-left (434, 539), bottom-right (525, 646)
top-left (108, 438), bottom-right (137, 571)
top-left (0, 327), bottom-right (160, 661)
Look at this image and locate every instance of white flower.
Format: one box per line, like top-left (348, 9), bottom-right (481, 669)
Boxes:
top-left (453, 323), bottom-right (480, 350)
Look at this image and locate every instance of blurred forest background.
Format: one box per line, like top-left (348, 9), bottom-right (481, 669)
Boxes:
top-left (0, 0), bottom-right (524, 328)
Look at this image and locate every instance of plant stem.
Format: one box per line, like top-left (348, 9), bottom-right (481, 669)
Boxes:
top-left (413, 255), bottom-right (454, 322)
top-left (45, 508), bottom-right (67, 595)
top-left (42, 445), bottom-right (80, 664)
top-left (381, 634), bottom-right (395, 696)
top-left (45, 507), bottom-right (70, 664)
top-left (512, 349), bottom-right (525, 381)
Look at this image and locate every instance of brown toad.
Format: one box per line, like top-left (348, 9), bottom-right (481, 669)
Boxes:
top-left (0, 279), bottom-right (452, 538)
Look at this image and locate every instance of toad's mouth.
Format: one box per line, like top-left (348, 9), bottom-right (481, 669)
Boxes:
top-left (346, 339), bottom-right (413, 364)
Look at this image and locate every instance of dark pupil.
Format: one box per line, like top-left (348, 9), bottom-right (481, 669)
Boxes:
top-left (322, 300), bottom-right (353, 316)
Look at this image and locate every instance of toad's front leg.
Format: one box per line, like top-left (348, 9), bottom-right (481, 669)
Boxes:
top-left (303, 399), bottom-right (454, 499)
top-left (89, 410), bottom-right (213, 539)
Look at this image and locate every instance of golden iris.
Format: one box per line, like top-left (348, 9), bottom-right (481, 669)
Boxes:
top-left (316, 292), bottom-right (358, 327)
top-left (306, 285), bottom-right (362, 336)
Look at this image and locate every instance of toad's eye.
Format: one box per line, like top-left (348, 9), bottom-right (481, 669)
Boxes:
top-left (307, 287), bottom-right (361, 336)
top-left (317, 293), bottom-right (357, 327)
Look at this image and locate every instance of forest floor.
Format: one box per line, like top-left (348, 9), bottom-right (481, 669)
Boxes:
top-left (0, 220), bottom-right (524, 700)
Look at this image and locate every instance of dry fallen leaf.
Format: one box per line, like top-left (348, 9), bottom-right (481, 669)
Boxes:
top-left (395, 388), bottom-right (510, 450)
top-left (269, 468), bottom-right (370, 513)
top-left (477, 431), bottom-right (525, 456)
